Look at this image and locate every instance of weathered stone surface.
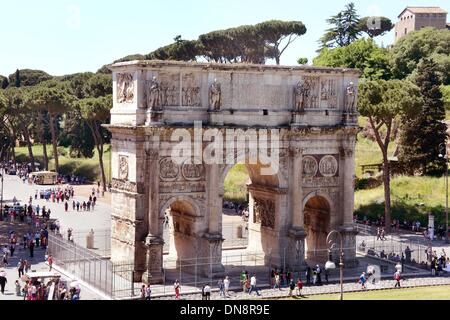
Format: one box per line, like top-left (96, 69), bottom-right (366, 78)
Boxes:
top-left (106, 61), bottom-right (359, 283)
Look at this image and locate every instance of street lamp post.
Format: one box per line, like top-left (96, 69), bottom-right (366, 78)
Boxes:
top-left (325, 230), bottom-right (344, 301)
top-left (439, 143), bottom-right (449, 244)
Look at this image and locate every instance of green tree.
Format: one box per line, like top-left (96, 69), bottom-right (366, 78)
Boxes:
top-left (255, 20), bottom-right (307, 65)
top-left (313, 38), bottom-right (392, 80)
top-left (78, 95), bottom-right (112, 191)
top-left (398, 58), bottom-right (447, 176)
top-left (29, 81), bottom-right (73, 173)
top-left (147, 36), bottom-right (202, 62)
top-left (0, 75), bottom-right (8, 89)
top-left (319, 2), bottom-right (361, 49)
top-left (391, 28), bottom-right (450, 84)
top-left (297, 57), bottom-right (308, 65)
top-left (14, 69), bottom-right (21, 87)
top-left (8, 69), bottom-right (52, 87)
top-left (9, 88), bottom-right (37, 170)
top-left (358, 79), bottom-right (423, 232)
top-left (358, 16), bottom-right (394, 38)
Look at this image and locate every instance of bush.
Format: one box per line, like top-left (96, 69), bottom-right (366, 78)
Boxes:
top-left (355, 177), bottom-right (382, 190)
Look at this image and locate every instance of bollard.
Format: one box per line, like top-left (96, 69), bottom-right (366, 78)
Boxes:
top-left (236, 225), bottom-right (243, 239)
top-left (86, 229), bottom-right (94, 249)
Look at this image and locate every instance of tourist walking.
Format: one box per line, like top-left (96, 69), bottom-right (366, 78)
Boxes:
top-left (0, 271), bottom-right (7, 294)
top-left (145, 284), bottom-right (151, 300)
top-left (2, 252), bottom-right (8, 268)
top-left (296, 278), bottom-right (303, 297)
top-left (223, 276), bottom-right (230, 296)
top-left (174, 280), bottom-right (181, 299)
top-left (359, 272), bottom-right (367, 289)
top-left (394, 271), bottom-right (401, 288)
top-left (305, 267), bottom-right (311, 285)
top-left (248, 274), bottom-right (260, 296)
top-left (202, 284), bottom-right (211, 300)
top-left (288, 279), bottom-right (295, 296)
top-left (29, 241), bottom-right (34, 258)
top-left (273, 272), bottom-right (281, 290)
top-left (217, 279), bottom-right (224, 297)
top-left (48, 255), bottom-right (53, 271)
top-left (18, 259), bottom-right (25, 278)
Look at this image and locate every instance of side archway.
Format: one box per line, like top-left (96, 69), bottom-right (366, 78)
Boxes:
top-left (303, 192), bottom-right (332, 263)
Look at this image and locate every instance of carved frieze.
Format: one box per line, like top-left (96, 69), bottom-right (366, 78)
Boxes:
top-left (159, 181), bottom-right (206, 194)
top-left (253, 198), bottom-right (275, 229)
top-left (118, 155), bottom-right (129, 180)
top-left (117, 73), bottom-right (134, 103)
top-left (111, 178), bottom-right (138, 193)
top-left (302, 176), bottom-right (340, 187)
top-left (303, 76), bottom-right (319, 109)
top-left (320, 79), bottom-right (338, 109)
top-left (159, 157), bottom-right (180, 181)
top-left (182, 87), bottom-right (201, 107)
top-left (293, 80), bottom-right (310, 112)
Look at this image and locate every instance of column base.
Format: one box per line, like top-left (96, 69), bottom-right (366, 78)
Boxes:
top-left (200, 233), bottom-right (225, 277)
top-left (339, 226), bottom-right (359, 268)
top-left (285, 228), bottom-right (307, 270)
top-left (142, 234), bottom-right (165, 285)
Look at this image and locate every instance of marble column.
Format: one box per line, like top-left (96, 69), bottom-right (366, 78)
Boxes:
top-left (142, 149), bottom-right (165, 284)
top-left (339, 144), bottom-right (358, 267)
top-left (287, 147), bottom-right (307, 269)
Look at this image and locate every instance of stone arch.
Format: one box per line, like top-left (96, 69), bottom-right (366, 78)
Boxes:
top-left (303, 191), bottom-right (332, 263)
top-left (160, 196), bottom-right (204, 263)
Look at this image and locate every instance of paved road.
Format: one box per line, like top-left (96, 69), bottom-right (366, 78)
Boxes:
top-left (153, 274), bottom-right (450, 300)
top-left (2, 175), bottom-right (111, 235)
top-left (0, 241), bottom-right (102, 300)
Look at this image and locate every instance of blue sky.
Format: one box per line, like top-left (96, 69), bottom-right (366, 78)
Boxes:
top-left (0, 0), bottom-right (447, 76)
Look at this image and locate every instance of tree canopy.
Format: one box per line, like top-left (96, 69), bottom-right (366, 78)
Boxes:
top-left (313, 38), bottom-right (392, 80)
top-left (319, 2), bottom-right (393, 50)
top-left (391, 28), bottom-right (450, 84)
top-left (358, 79), bottom-right (423, 231)
top-left (8, 69), bottom-right (52, 87)
top-left (0, 75), bottom-right (8, 89)
top-left (398, 58), bottom-right (447, 176)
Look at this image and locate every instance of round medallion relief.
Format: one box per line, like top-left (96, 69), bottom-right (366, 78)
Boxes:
top-left (181, 161), bottom-right (205, 181)
top-left (159, 157), bottom-right (180, 181)
top-left (319, 155), bottom-right (338, 177)
top-left (302, 156), bottom-right (318, 178)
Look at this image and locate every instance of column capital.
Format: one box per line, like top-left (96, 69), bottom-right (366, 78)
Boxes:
top-left (339, 147), bottom-right (353, 158)
top-left (145, 149), bottom-right (159, 160)
top-left (289, 146), bottom-right (303, 157)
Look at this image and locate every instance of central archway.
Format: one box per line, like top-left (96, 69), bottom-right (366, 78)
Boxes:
top-left (304, 195), bottom-right (331, 263)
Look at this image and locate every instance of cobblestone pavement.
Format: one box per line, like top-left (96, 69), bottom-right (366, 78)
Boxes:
top-left (153, 275), bottom-right (450, 300)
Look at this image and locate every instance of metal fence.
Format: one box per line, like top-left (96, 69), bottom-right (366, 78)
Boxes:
top-left (356, 234), bottom-right (431, 270)
top-left (47, 232), bottom-right (135, 299)
top-left (67, 229), bottom-right (111, 257)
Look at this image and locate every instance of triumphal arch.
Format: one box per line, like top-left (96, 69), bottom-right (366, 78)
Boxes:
top-left (106, 60), bottom-right (360, 284)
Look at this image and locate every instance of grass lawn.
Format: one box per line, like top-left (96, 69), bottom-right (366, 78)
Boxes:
top-left (14, 144), bottom-right (111, 183)
top-left (301, 285), bottom-right (450, 300)
top-left (223, 164), bottom-right (250, 203)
